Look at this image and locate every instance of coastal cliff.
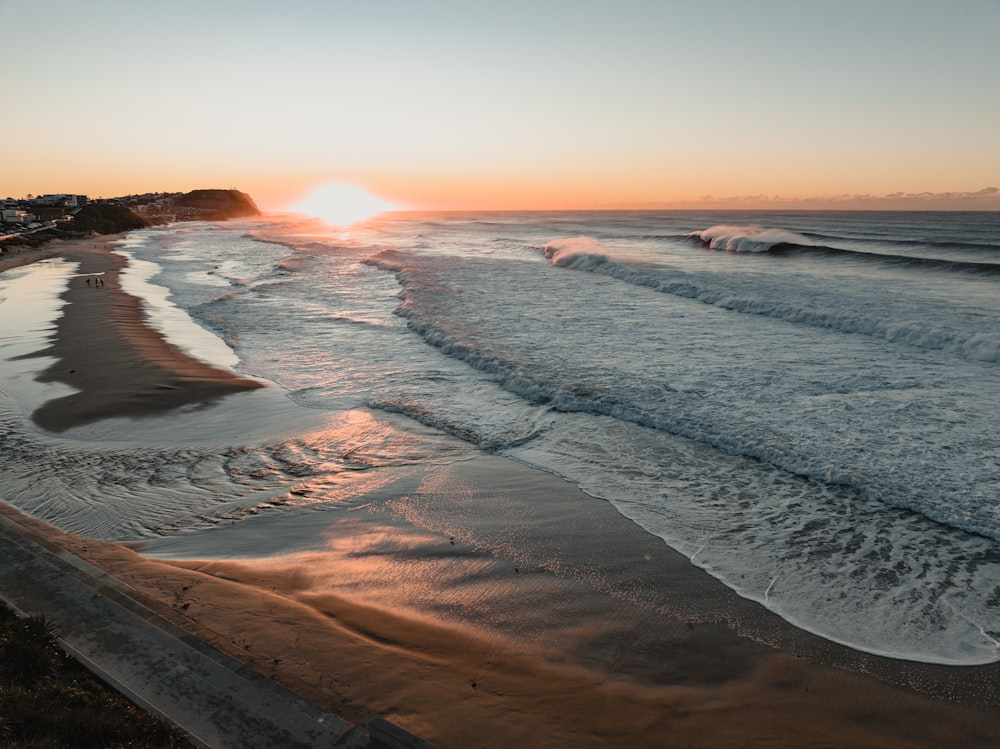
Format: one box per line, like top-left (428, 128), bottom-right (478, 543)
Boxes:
top-left (71, 203), bottom-right (150, 234)
top-left (171, 189), bottom-right (260, 220)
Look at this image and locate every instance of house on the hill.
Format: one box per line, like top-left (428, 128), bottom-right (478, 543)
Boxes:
top-left (33, 194), bottom-right (87, 208)
top-left (1, 209), bottom-right (35, 225)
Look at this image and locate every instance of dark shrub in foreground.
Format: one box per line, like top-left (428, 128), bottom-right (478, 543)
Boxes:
top-left (0, 603), bottom-right (189, 748)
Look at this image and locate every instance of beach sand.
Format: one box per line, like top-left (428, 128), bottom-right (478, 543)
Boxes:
top-left (2, 235), bottom-right (264, 432)
top-left (4, 237), bottom-right (1000, 747)
top-left (0, 239), bottom-right (66, 273)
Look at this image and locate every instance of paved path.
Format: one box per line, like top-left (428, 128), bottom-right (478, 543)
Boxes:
top-left (0, 510), bottom-right (431, 748)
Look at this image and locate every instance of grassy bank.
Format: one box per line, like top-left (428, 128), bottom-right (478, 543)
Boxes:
top-left (0, 603), bottom-right (189, 748)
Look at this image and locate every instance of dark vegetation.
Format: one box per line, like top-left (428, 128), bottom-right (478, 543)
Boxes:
top-left (172, 189), bottom-right (260, 220)
top-left (69, 204), bottom-right (150, 234)
top-left (0, 603), bottom-right (190, 748)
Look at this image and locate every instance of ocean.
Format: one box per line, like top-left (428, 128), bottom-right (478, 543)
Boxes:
top-left (2, 210), bottom-right (999, 667)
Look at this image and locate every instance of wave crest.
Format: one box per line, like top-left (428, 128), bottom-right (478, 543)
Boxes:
top-left (690, 225), bottom-right (813, 253)
top-left (542, 237), bottom-right (608, 270)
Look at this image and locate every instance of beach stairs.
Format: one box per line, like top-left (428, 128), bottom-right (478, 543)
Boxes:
top-left (0, 505), bottom-right (435, 749)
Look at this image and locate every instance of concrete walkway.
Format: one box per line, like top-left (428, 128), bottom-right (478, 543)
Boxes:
top-left (0, 510), bottom-right (433, 749)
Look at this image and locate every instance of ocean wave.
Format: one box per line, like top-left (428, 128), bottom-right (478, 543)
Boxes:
top-left (362, 249), bottom-right (1000, 542)
top-left (799, 231), bottom-right (1000, 256)
top-left (683, 225), bottom-right (1000, 274)
top-left (766, 243), bottom-right (1000, 275)
top-left (106, 217), bottom-right (1000, 665)
top-left (534, 237), bottom-right (1000, 363)
top-left (687, 224), bottom-right (814, 253)
top-left (542, 237), bottom-right (609, 270)
top-left (366, 264), bottom-right (1000, 547)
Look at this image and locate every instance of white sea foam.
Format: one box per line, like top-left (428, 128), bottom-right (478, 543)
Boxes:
top-left (113, 245), bottom-right (241, 370)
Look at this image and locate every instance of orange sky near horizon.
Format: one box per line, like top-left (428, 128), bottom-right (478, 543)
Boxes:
top-left (3, 1), bottom-right (999, 213)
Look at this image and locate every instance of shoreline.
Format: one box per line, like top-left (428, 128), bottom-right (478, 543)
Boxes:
top-left (0, 237), bottom-right (67, 274)
top-left (9, 460), bottom-right (1000, 748)
top-left (3, 237), bottom-right (1000, 746)
top-left (7, 235), bottom-right (264, 432)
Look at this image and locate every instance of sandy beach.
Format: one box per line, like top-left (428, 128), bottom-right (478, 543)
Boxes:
top-left (0, 236), bottom-right (264, 432)
top-left (3, 237), bottom-right (1000, 748)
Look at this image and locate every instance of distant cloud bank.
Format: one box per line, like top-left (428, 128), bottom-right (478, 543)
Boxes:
top-left (671, 187), bottom-right (1000, 211)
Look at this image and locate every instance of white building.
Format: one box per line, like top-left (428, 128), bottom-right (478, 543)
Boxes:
top-left (1, 209), bottom-right (35, 224)
top-left (33, 194), bottom-right (83, 208)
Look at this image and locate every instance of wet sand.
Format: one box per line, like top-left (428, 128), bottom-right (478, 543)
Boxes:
top-left (7, 235), bottom-right (264, 432)
top-left (0, 239), bottom-right (66, 274)
top-left (3, 238), bottom-right (1000, 747)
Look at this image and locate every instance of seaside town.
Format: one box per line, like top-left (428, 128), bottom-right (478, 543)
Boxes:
top-left (0, 192), bottom-right (185, 237)
top-left (1, 193), bottom-right (89, 239)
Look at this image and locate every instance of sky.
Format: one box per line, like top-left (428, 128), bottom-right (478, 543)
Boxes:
top-left (2, 0), bottom-right (999, 212)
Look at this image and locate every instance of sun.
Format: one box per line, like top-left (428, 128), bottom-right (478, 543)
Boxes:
top-left (287, 182), bottom-right (399, 227)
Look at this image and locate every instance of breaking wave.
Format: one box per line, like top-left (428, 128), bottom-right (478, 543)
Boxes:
top-left (536, 236), bottom-right (1000, 363)
top-left (687, 224), bottom-right (813, 253)
top-left (542, 237), bottom-right (609, 270)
